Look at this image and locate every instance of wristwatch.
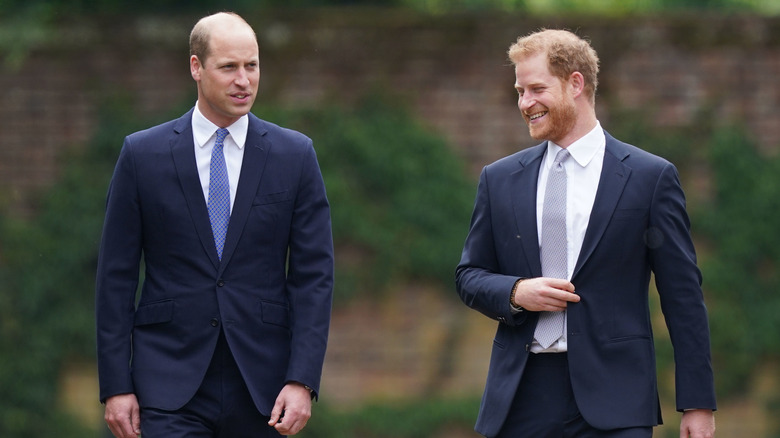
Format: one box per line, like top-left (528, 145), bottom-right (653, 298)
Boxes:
top-left (510, 278), bottom-right (525, 312)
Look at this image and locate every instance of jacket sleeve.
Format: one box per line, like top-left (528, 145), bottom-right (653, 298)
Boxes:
top-left (455, 167), bottom-right (528, 327)
top-left (649, 162), bottom-right (717, 412)
top-left (283, 142), bottom-right (334, 396)
top-left (95, 138), bottom-right (143, 402)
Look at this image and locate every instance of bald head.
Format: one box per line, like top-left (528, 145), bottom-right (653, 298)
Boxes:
top-left (190, 12), bottom-right (257, 65)
top-left (189, 12), bottom-right (260, 127)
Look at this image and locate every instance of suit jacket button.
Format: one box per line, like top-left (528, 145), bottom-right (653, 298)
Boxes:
top-left (210, 318), bottom-right (219, 327)
top-left (217, 280), bottom-right (225, 287)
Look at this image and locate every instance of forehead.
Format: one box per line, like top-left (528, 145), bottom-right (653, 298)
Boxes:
top-left (514, 53), bottom-right (554, 87)
top-left (206, 27), bottom-right (258, 62)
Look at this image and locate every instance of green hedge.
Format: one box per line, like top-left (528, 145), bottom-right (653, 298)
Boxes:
top-left (299, 397), bottom-right (480, 438)
top-left (694, 126), bottom-right (780, 397)
top-left (0, 99), bottom-right (138, 437)
top-left (254, 95), bottom-right (475, 302)
top-left (610, 109), bottom-right (780, 403)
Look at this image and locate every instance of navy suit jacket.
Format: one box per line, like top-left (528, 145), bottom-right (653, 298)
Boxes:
top-left (456, 131), bottom-right (715, 436)
top-left (96, 109), bottom-right (334, 415)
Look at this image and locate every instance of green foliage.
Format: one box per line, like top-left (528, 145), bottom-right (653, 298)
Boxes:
top-left (299, 397), bottom-right (480, 438)
top-left (0, 99), bottom-right (145, 437)
top-left (0, 0), bottom-right (775, 17)
top-left (0, 0), bottom-right (775, 68)
top-left (606, 108), bottom-right (697, 167)
top-left (255, 95), bottom-right (475, 301)
top-left (693, 126), bottom-right (780, 396)
top-left (0, 0), bottom-right (402, 19)
top-left (515, 0), bottom-right (778, 16)
top-left (612, 107), bottom-right (780, 401)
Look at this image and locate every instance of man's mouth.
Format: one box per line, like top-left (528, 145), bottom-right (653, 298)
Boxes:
top-left (528, 111), bottom-right (547, 121)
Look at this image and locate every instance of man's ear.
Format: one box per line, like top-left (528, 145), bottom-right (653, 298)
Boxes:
top-left (569, 71), bottom-right (585, 99)
top-left (190, 55), bottom-right (202, 81)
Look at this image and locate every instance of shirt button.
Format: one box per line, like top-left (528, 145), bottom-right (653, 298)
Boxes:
top-left (210, 318), bottom-right (219, 327)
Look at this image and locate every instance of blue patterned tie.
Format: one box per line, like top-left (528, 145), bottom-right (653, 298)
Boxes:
top-left (535, 149), bottom-right (570, 348)
top-left (208, 128), bottom-right (231, 260)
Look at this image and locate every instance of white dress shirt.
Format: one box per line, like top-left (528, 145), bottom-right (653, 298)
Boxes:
top-left (192, 103), bottom-right (248, 212)
top-left (530, 121), bottom-right (605, 353)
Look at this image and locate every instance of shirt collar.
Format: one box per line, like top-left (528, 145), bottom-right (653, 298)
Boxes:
top-left (546, 121), bottom-right (605, 168)
top-left (192, 102), bottom-right (249, 149)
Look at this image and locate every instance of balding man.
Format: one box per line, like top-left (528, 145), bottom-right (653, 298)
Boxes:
top-left (96, 12), bottom-right (334, 438)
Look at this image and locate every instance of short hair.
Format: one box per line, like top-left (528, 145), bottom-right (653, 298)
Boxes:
top-left (508, 29), bottom-right (600, 105)
top-left (189, 12), bottom-right (255, 64)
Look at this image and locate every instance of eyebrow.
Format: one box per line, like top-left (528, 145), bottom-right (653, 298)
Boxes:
top-left (516, 81), bottom-right (547, 90)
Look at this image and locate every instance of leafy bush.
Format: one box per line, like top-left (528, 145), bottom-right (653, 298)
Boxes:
top-left (299, 397), bottom-right (480, 438)
top-left (255, 95), bottom-right (475, 302)
top-left (693, 126), bottom-right (780, 397)
top-left (0, 99), bottom-right (142, 437)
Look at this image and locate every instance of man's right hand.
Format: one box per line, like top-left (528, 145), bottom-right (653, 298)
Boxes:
top-left (512, 277), bottom-right (579, 312)
top-left (104, 393), bottom-right (141, 438)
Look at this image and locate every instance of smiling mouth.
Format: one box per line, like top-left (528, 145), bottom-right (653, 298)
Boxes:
top-left (527, 111), bottom-right (547, 121)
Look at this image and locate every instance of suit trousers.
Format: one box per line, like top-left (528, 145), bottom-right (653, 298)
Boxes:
top-left (140, 330), bottom-right (283, 438)
top-left (494, 353), bottom-right (652, 438)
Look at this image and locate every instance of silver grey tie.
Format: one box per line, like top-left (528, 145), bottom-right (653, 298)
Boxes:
top-left (534, 148), bottom-right (570, 348)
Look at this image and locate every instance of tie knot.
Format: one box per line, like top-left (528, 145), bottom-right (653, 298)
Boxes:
top-left (215, 128), bottom-right (230, 146)
top-left (554, 148), bottom-right (570, 165)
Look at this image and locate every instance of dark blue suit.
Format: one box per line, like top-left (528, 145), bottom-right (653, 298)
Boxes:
top-left (456, 131), bottom-right (715, 437)
top-left (96, 109), bottom-right (334, 416)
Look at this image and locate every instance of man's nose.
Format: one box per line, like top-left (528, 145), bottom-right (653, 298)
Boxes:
top-left (234, 69), bottom-right (250, 86)
top-left (519, 93), bottom-right (534, 112)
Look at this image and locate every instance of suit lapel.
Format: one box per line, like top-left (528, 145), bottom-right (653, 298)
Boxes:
top-left (170, 110), bottom-right (221, 269)
top-left (572, 133), bottom-right (632, 279)
top-left (512, 143), bottom-right (546, 277)
top-left (218, 116), bottom-right (270, 271)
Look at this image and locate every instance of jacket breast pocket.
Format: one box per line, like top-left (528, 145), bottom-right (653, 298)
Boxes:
top-left (252, 190), bottom-right (291, 206)
top-left (134, 299), bottom-right (174, 326)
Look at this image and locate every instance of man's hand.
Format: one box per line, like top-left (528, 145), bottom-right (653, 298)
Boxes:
top-left (512, 277), bottom-right (579, 311)
top-left (268, 382), bottom-right (312, 435)
top-left (681, 409), bottom-right (715, 438)
top-left (104, 393), bottom-right (141, 438)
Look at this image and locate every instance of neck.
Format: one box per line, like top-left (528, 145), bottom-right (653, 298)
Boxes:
top-left (557, 109), bottom-right (597, 148)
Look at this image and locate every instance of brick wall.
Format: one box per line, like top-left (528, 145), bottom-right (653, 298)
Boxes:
top-left (6, 10), bottom-right (779, 434)
top-left (5, 12), bottom-right (779, 214)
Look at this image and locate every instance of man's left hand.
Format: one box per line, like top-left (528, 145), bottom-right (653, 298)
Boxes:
top-left (680, 409), bottom-right (715, 438)
top-left (268, 382), bottom-right (312, 435)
